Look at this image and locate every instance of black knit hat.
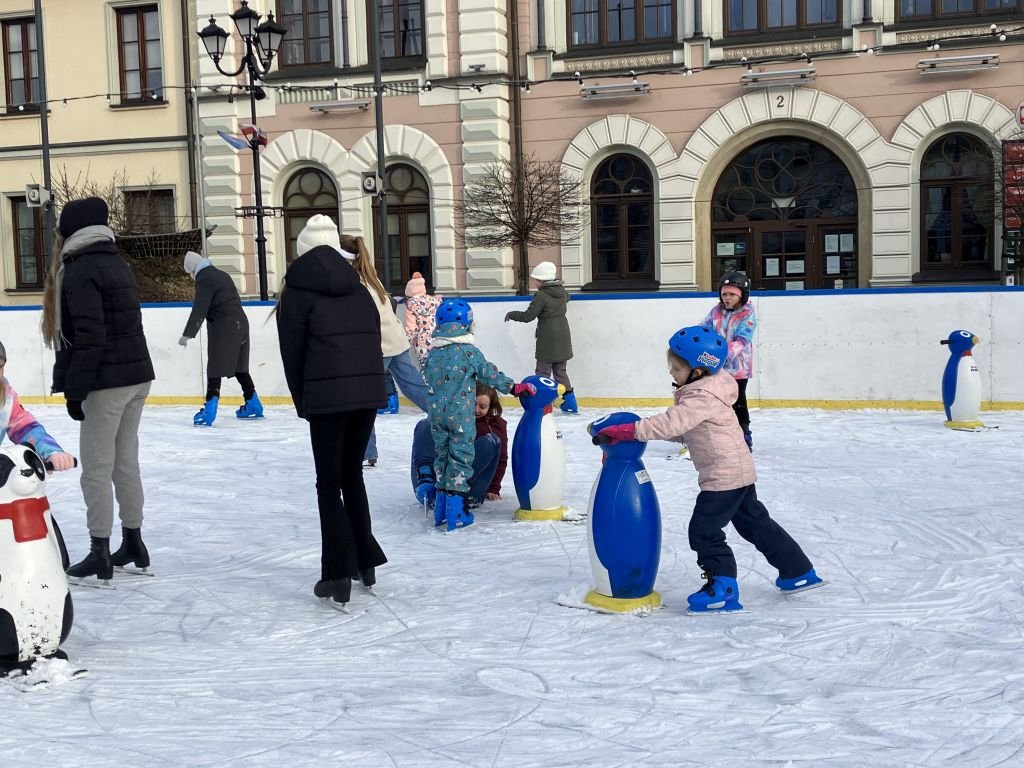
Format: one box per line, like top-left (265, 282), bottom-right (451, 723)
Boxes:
top-left (58, 197), bottom-right (109, 238)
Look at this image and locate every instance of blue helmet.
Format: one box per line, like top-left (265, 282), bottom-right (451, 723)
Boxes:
top-left (668, 326), bottom-right (727, 374)
top-left (436, 298), bottom-right (473, 327)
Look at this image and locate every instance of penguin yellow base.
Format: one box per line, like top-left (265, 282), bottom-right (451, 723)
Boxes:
top-left (945, 419), bottom-right (985, 430)
top-left (514, 506), bottom-right (569, 521)
top-left (584, 590), bottom-right (663, 613)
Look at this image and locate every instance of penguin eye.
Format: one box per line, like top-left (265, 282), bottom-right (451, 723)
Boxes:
top-left (960, 331), bottom-right (970, 337)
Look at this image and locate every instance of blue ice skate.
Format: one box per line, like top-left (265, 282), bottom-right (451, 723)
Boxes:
top-left (776, 568), bottom-right (824, 593)
top-left (415, 465), bottom-right (436, 507)
top-left (433, 489), bottom-right (447, 527)
top-left (687, 573), bottom-right (743, 613)
top-left (445, 493), bottom-right (474, 532)
top-left (236, 393), bottom-right (264, 419)
top-left (377, 393), bottom-right (399, 415)
top-left (559, 391), bottom-right (579, 414)
top-left (194, 397), bottom-right (219, 427)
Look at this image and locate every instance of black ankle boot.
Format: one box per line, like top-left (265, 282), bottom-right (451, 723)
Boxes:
top-left (358, 567), bottom-right (376, 588)
top-left (66, 536), bottom-right (113, 581)
top-left (110, 526), bottom-right (150, 568)
top-left (314, 577), bottom-right (353, 603)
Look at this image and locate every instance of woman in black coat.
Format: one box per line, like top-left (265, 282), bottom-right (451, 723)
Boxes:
top-left (275, 214), bottom-right (387, 609)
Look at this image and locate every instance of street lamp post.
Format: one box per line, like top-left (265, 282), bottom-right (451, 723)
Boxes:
top-left (198, 1), bottom-right (285, 301)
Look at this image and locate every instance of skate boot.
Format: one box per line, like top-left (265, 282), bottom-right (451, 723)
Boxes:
top-left (687, 572), bottom-right (743, 613)
top-left (66, 536), bottom-right (114, 583)
top-left (776, 568), bottom-right (824, 593)
top-left (377, 393), bottom-right (399, 415)
top-left (110, 526), bottom-right (150, 573)
top-left (236, 393), bottom-right (264, 419)
top-left (313, 577), bottom-right (352, 608)
top-left (433, 488), bottom-right (447, 527)
top-left (446, 493), bottom-right (474, 532)
top-left (194, 396), bottom-right (218, 426)
top-left (357, 567), bottom-right (376, 588)
top-left (415, 465), bottom-right (436, 507)
top-left (559, 391), bottom-right (579, 414)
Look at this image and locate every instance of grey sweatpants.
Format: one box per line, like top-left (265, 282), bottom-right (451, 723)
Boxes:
top-left (535, 361), bottom-right (572, 392)
top-left (79, 381), bottom-right (151, 538)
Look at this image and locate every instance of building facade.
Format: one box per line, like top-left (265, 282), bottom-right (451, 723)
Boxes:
top-left (194, 0), bottom-right (1022, 296)
top-left (0, 0), bottom-right (195, 306)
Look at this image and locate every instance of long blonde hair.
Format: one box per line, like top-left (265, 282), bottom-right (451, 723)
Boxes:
top-left (40, 235), bottom-right (65, 349)
top-left (340, 234), bottom-right (387, 304)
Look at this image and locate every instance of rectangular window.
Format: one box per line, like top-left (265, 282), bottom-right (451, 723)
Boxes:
top-left (900, 0), bottom-right (1019, 17)
top-left (726, 0), bottom-right (840, 34)
top-left (279, 0), bottom-right (332, 67)
top-left (116, 5), bottom-right (163, 102)
top-left (376, 0), bottom-right (424, 58)
top-left (11, 198), bottom-right (44, 290)
top-left (567, 0), bottom-right (675, 48)
top-left (124, 189), bottom-right (175, 233)
top-left (2, 18), bottom-right (39, 113)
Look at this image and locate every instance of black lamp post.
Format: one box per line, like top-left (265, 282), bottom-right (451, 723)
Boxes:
top-left (198, 1), bottom-right (285, 301)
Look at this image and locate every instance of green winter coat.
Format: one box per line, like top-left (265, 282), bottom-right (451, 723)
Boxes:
top-left (505, 281), bottom-right (573, 363)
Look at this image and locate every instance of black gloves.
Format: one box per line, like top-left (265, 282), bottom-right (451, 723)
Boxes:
top-left (66, 400), bottom-right (85, 422)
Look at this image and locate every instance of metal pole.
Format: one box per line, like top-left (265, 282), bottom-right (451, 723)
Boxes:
top-left (246, 43), bottom-right (269, 301)
top-left (33, 0), bottom-right (54, 257)
top-left (192, 83), bottom-right (209, 258)
top-left (368, 1), bottom-right (391, 291)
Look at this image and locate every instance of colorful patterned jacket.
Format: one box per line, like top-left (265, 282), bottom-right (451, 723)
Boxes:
top-left (424, 323), bottom-right (514, 439)
top-left (403, 294), bottom-right (443, 370)
top-left (702, 301), bottom-right (757, 380)
top-left (1, 379), bottom-right (63, 460)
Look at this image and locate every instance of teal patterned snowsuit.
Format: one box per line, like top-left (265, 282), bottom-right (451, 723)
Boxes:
top-left (424, 322), bottom-right (514, 494)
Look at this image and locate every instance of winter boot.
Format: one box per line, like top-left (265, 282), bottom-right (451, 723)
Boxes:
top-left (559, 391), bottom-right (579, 414)
top-left (415, 465), bottom-right (436, 507)
top-left (446, 493), bottom-right (474, 532)
top-left (110, 526), bottom-right (150, 571)
top-left (687, 572), bottom-right (743, 613)
top-left (743, 431), bottom-right (753, 452)
top-left (776, 568), bottom-right (824, 593)
top-left (313, 577), bottom-right (352, 607)
top-left (194, 396), bottom-right (219, 427)
top-left (66, 536), bottom-right (114, 582)
top-left (377, 393), bottom-right (399, 415)
top-left (433, 489), bottom-right (448, 527)
top-left (236, 393), bottom-right (264, 419)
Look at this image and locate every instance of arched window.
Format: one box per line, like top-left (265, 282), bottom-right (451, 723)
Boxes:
top-left (588, 154), bottom-right (656, 289)
top-left (283, 168), bottom-right (339, 265)
top-left (920, 133), bottom-right (994, 275)
top-left (373, 163), bottom-right (432, 295)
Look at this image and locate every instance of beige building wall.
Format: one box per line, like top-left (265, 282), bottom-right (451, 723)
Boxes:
top-left (0, 0), bottom-right (193, 305)
top-left (193, 0), bottom-right (1023, 295)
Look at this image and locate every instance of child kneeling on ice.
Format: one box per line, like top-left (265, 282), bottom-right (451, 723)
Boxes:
top-left (594, 326), bottom-right (822, 612)
top-left (423, 299), bottom-right (533, 531)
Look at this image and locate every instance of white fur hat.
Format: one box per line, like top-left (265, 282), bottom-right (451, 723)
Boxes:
top-left (530, 261), bottom-right (557, 282)
top-left (183, 251), bottom-right (204, 277)
top-left (296, 214), bottom-right (342, 258)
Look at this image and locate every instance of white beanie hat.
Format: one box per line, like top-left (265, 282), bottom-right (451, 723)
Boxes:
top-left (183, 251), bottom-right (204, 277)
top-left (405, 272), bottom-right (426, 297)
top-left (296, 214), bottom-right (342, 258)
top-left (530, 261), bottom-right (557, 282)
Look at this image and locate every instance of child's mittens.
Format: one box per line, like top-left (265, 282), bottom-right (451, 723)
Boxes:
top-left (594, 422), bottom-right (637, 445)
top-left (178, 335), bottom-right (190, 347)
top-left (511, 383), bottom-right (536, 397)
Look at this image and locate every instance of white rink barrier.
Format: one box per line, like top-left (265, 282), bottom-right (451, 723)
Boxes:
top-left (2, 287), bottom-right (1022, 407)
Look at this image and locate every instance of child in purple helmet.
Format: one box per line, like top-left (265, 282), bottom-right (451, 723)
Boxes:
top-left (595, 325), bottom-right (822, 613)
top-left (423, 298), bottom-right (533, 531)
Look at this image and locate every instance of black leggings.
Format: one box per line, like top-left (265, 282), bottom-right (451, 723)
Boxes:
top-left (308, 409), bottom-right (387, 581)
top-left (734, 379), bottom-right (750, 434)
top-left (206, 372), bottom-right (256, 402)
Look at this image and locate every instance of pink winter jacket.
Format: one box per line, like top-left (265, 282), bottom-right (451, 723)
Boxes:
top-left (403, 293), bottom-right (443, 369)
top-left (634, 372), bottom-right (756, 492)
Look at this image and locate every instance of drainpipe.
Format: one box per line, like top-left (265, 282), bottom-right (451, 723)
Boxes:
top-left (341, 1), bottom-right (350, 67)
top-left (862, 0), bottom-right (872, 23)
top-left (510, 0), bottom-right (527, 294)
top-left (181, 0), bottom-right (198, 228)
top-left (33, 0), bottom-right (54, 257)
top-left (536, 0), bottom-right (546, 50)
top-left (694, 0), bottom-right (703, 36)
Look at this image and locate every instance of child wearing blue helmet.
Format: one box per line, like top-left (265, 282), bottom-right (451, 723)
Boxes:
top-left (422, 298), bottom-right (534, 531)
top-left (594, 325), bottom-right (822, 613)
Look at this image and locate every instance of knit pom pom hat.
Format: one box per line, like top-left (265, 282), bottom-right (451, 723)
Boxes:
top-left (405, 272), bottom-right (426, 297)
top-left (296, 214), bottom-right (342, 258)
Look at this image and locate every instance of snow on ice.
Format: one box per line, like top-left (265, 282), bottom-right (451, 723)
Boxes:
top-left (2, 404), bottom-right (1023, 767)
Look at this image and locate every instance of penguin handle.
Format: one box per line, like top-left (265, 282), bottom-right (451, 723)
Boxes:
top-left (44, 458), bottom-right (79, 470)
top-left (940, 339), bottom-right (950, 345)
top-left (592, 434), bottom-right (611, 446)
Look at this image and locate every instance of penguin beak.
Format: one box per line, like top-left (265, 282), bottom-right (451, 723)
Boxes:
top-left (557, 384), bottom-right (566, 397)
top-left (972, 335), bottom-right (980, 345)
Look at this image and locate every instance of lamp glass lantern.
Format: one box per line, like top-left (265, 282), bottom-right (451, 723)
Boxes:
top-left (256, 12), bottom-right (286, 62)
top-left (230, 0), bottom-right (261, 39)
top-left (198, 17), bottom-right (229, 62)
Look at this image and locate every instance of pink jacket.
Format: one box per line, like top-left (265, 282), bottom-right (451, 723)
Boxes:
top-left (404, 293), bottom-right (443, 369)
top-left (634, 373), bottom-right (756, 492)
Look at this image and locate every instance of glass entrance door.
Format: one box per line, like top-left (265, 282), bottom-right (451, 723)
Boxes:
top-left (759, 228), bottom-right (807, 291)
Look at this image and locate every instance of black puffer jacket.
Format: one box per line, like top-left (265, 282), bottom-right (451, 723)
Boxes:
top-left (276, 245), bottom-right (386, 418)
top-left (183, 264), bottom-right (250, 378)
top-left (52, 240), bottom-right (155, 399)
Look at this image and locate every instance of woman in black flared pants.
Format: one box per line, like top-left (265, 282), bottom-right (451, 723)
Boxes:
top-left (275, 215), bottom-right (388, 608)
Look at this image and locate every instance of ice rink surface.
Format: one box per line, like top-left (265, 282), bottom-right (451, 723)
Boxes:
top-left (2, 404), bottom-right (1023, 767)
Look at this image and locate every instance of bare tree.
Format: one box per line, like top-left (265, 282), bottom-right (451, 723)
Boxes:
top-left (456, 153), bottom-right (586, 292)
top-left (51, 165), bottom-right (173, 234)
top-left (998, 131), bottom-right (1024, 284)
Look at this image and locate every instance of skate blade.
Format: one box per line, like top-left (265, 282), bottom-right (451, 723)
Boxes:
top-left (328, 600), bottom-right (351, 613)
top-left (114, 566), bottom-right (155, 577)
top-left (69, 577), bottom-right (116, 590)
top-left (686, 606), bottom-right (745, 616)
top-left (779, 579), bottom-right (827, 595)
